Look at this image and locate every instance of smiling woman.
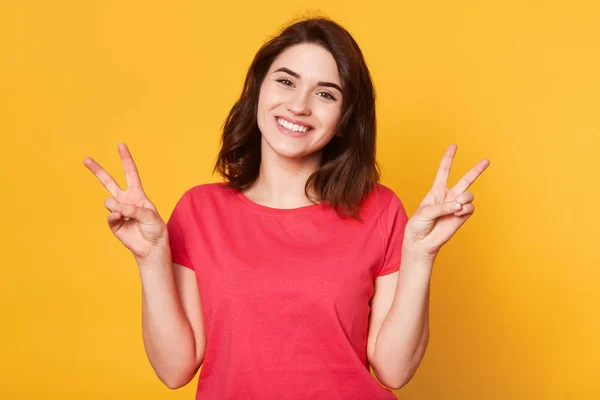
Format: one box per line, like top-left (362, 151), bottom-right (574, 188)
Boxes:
top-left (85, 15), bottom-right (429, 400)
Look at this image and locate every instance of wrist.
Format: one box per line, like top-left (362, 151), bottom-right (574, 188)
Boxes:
top-left (135, 244), bottom-right (171, 269)
top-left (402, 243), bottom-right (437, 266)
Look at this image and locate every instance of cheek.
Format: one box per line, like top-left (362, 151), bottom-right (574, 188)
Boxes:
top-left (258, 83), bottom-right (283, 108)
top-left (318, 108), bottom-right (342, 131)
top-left (257, 88), bottom-right (280, 132)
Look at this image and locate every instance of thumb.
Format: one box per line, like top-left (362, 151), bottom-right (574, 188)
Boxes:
top-left (421, 201), bottom-right (462, 220)
top-left (104, 198), bottom-right (157, 224)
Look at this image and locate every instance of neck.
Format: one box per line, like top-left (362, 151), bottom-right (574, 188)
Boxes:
top-left (242, 138), bottom-right (322, 209)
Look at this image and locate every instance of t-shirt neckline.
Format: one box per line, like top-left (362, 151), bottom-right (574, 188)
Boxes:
top-left (233, 188), bottom-right (328, 216)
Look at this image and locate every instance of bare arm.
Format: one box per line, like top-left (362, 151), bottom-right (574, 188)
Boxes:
top-left (139, 252), bottom-right (206, 389)
top-left (372, 255), bottom-right (432, 389)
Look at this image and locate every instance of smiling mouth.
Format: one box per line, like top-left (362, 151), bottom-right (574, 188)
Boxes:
top-left (274, 116), bottom-right (314, 134)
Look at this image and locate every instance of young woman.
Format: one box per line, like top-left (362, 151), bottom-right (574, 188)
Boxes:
top-left (84, 17), bottom-right (489, 400)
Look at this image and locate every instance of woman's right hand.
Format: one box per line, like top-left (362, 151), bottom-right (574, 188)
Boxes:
top-left (83, 143), bottom-right (168, 261)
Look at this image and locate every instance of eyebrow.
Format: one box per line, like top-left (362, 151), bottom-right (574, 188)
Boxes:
top-left (273, 67), bottom-right (343, 94)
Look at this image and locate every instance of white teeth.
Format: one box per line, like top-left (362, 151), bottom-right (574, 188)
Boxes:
top-left (277, 118), bottom-right (309, 133)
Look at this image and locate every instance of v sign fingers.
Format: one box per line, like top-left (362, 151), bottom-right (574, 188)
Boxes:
top-left (83, 156), bottom-right (124, 198)
top-left (85, 144), bottom-right (167, 260)
top-left (83, 143), bottom-right (153, 212)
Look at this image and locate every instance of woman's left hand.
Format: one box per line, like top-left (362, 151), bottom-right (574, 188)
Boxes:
top-left (403, 144), bottom-right (490, 260)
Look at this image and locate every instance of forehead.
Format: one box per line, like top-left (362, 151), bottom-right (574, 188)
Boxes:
top-left (270, 43), bottom-right (341, 84)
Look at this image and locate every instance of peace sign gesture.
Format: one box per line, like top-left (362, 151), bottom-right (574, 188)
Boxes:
top-left (83, 143), bottom-right (168, 261)
top-left (403, 144), bottom-right (490, 260)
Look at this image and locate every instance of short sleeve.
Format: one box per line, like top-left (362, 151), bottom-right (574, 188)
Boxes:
top-left (377, 192), bottom-right (409, 277)
top-left (166, 191), bottom-right (194, 270)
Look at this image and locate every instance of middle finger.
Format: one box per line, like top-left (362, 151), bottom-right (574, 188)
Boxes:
top-left (118, 143), bottom-right (144, 190)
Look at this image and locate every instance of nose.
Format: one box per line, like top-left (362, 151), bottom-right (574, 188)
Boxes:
top-left (286, 91), bottom-right (311, 116)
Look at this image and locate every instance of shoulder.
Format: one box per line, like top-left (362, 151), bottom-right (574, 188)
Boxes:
top-left (185, 182), bottom-right (234, 199)
top-left (172, 182), bottom-right (237, 209)
top-left (361, 183), bottom-right (405, 215)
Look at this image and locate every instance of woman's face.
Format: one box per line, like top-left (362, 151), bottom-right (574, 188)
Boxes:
top-left (256, 43), bottom-right (343, 161)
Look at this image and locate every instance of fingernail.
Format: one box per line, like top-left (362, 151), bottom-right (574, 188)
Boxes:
top-left (452, 203), bottom-right (462, 211)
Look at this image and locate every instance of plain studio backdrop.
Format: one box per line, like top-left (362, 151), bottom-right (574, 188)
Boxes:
top-left (0, 0), bottom-right (598, 399)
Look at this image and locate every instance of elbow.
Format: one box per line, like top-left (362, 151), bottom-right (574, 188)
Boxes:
top-left (374, 363), bottom-right (417, 390)
top-left (386, 374), bottom-right (411, 391)
top-left (164, 376), bottom-right (190, 390)
top-left (162, 373), bottom-right (194, 390)
top-left (377, 372), bottom-right (404, 391)
top-left (373, 365), bottom-right (404, 391)
top-left (164, 380), bottom-right (185, 390)
top-left (380, 373), bottom-right (410, 391)
top-left (160, 362), bottom-right (202, 390)
top-left (389, 365), bottom-right (420, 390)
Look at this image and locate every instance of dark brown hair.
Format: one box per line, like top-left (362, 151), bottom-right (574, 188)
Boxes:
top-left (213, 16), bottom-right (380, 220)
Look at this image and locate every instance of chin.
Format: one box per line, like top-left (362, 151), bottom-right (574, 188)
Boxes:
top-left (261, 136), bottom-right (318, 160)
top-left (270, 144), bottom-right (312, 159)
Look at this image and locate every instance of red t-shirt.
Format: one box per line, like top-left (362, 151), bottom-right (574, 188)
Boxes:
top-left (166, 182), bottom-right (408, 399)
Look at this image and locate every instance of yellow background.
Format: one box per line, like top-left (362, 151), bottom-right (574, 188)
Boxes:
top-left (1, 0), bottom-right (598, 399)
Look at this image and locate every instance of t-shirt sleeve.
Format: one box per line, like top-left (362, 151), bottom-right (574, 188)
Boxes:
top-left (377, 192), bottom-right (409, 277)
top-left (166, 191), bottom-right (194, 270)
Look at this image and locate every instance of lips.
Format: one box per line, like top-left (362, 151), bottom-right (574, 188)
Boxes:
top-left (275, 115), bottom-right (314, 131)
top-left (274, 116), bottom-right (313, 137)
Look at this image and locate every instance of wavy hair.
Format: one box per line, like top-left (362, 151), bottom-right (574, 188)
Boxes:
top-left (214, 16), bottom-right (380, 220)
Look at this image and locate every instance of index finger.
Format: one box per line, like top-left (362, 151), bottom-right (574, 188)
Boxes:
top-left (449, 158), bottom-right (490, 196)
top-left (83, 157), bottom-right (123, 198)
top-left (118, 143), bottom-right (144, 189)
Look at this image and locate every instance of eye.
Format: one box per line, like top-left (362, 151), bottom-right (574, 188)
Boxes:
top-left (276, 78), bottom-right (294, 87)
top-left (319, 92), bottom-right (337, 101)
